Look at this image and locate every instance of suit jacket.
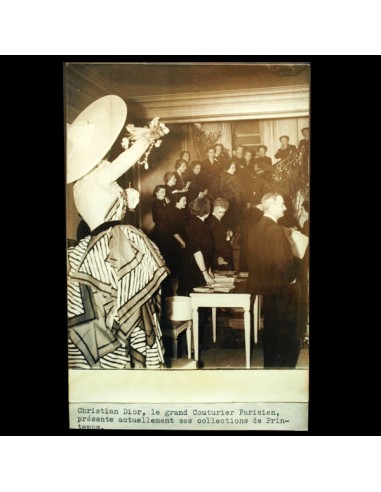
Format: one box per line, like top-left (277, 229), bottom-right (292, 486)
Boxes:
top-left (247, 216), bottom-right (296, 296)
top-left (274, 145), bottom-right (297, 160)
top-left (298, 138), bottom-right (309, 151)
top-left (254, 155), bottom-right (273, 168)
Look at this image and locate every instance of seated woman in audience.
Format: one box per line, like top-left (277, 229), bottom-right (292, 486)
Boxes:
top-left (174, 158), bottom-right (189, 191)
top-left (151, 185), bottom-right (169, 254)
top-left (219, 160), bottom-right (245, 233)
top-left (166, 194), bottom-right (188, 295)
top-left (206, 198), bottom-right (234, 271)
top-left (180, 150), bottom-right (191, 165)
top-left (164, 171), bottom-right (188, 202)
top-left (187, 161), bottom-right (208, 203)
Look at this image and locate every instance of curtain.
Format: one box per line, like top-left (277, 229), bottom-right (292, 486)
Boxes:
top-left (201, 122), bottom-right (233, 156)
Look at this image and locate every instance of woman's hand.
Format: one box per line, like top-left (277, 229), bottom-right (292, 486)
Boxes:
top-left (217, 257), bottom-right (228, 266)
top-left (203, 270), bottom-right (214, 286)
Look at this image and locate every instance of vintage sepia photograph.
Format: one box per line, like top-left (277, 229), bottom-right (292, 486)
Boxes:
top-left (66, 62), bottom-right (310, 430)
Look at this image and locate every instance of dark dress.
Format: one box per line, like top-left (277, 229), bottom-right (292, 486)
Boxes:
top-left (247, 216), bottom-right (299, 368)
top-left (239, 206), bottom-right (263, 271)
top-left (202, 158), bottom-right (223, 195)
top-left (165, 183), bottom-right (188, 203)
top-left (174, 171), bottom-right (186, 190)
top-left (206, 214), bottom-right (234, 270)
top-left (187, 172), bottom-right (207, 203)
top-left (219, 172), bottom-right (245, 232)
top-left (251, 171), bottom-right (273, 204)
top-left (215, 152), bottom-right (229, 168)
top-left (236, 161), bottom-right (255, 202)
top-left (274, 144), bottom-right (297, 161)
top-left (166, 206), bottom-right (188, 294)
top-left (202, 157), bottom-right (222, 177)
top-left (184, 215), bottom-right (214, 293)
top-left (151, 198), bottom-right (169, 255)
top-left (298, 139), bottom-right (310, 176)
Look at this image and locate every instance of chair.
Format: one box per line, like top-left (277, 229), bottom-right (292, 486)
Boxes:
top-left (161, 296), bottom-right (192, 359)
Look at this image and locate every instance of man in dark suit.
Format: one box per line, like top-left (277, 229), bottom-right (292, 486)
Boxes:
top-left (274, 135), bottom-right (297, 161)
top-left (298, 127), bottom-right (310, 176)
top-left (255, 145), bottom-right (273, 168)
top-left (247, 193), bottom-right (300, 368)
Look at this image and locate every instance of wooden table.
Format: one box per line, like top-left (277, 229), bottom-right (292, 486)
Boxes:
top-left (190, 280), bottom-right (260, 369)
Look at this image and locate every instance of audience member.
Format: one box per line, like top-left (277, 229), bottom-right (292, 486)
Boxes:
top-left (206, 198), bottom-right (234, 270)
top-left (151, 185), bottom-right (169, 252)
top-left (184, 197), bottom-right (214, 290)
top-left (239, 203), bottom-right (263, 271)
top-left (174, 158), bottom-right (189, 190)
top-left (219, 161), bottom-right (245, 232)
top-left (232, 145), bottom-right (245, 167)
top-left (255, 145), bottom-right (273, 167)
top-left (247, 193), bottom-right (300, 368)
top-left (166, 194), bottom-right (188, 295)
top-left (164, 171), bottom-right (188, 202)
top-left (187, 161), bottom-right (208, 203)
top-left (251, 161), bottom-right (273, 204)
top-left (215, 143), bottom-right (229, 168)
top-left (236, 149), bottom-right (255, 203)
top-left (274, 135), bottom-right (297, 161)
top-left (298, 127), bottom-right (310, 176)
top-left (298, 127), bottom-right (309, 152)
top-left (180, 150), bottom-right (191, 165)
top-left (202, 146), bottom-right (222, 178)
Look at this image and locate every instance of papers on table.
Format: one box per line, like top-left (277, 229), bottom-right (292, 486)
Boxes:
top-left (193, 283), bottom-right (235, 293)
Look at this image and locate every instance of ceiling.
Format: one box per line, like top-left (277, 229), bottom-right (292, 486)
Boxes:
top-left (66, 62), bottom-right (310, 98)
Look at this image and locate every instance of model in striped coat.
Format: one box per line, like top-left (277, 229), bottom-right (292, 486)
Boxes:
top-left (67, 96), bottom-right (169, 369)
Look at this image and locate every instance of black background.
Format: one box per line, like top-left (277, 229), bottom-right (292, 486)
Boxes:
top-left (5, 56), bottom-right (370, 436)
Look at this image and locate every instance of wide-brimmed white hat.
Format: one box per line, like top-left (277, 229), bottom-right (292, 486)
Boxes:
top-left (66, 95), bottom-right (127, 184)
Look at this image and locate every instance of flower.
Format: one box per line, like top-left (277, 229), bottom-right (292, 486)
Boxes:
top-left (121, 137), bottom-right (129, 150)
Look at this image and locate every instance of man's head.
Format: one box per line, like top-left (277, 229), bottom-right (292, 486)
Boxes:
top-left (301, 127), bottom-right (309, 139)
top-left (261, 193), bottom-right (287, 221)
top-left (279, 135), bottom-right (290, 147)
top-left (258, 145), bottom-right (267, 157)
top-left (213, 198), bottom-right (229, 220)
top-left (244, 150), bottom-right (252, 162)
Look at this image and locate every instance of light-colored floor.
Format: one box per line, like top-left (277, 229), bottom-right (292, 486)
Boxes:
top-left (166, 347), bottom-right (308, 370)
top-left (164, 313), bottom-right (309, 370)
